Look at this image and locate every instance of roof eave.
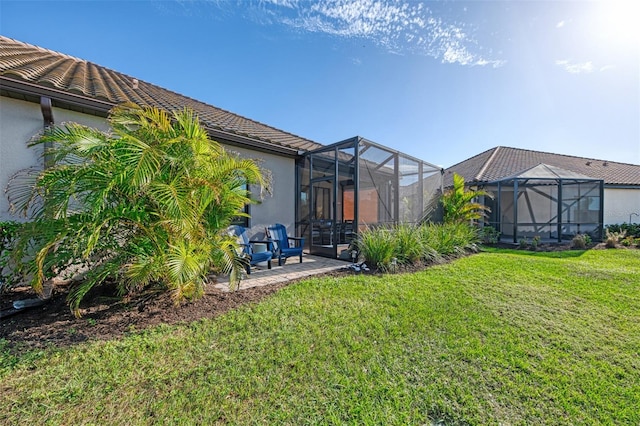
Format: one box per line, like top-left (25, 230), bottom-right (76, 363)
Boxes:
top-left (1, 76), bottom-right (114, 113)
top-left (1, 76), bottom-right (302, 158)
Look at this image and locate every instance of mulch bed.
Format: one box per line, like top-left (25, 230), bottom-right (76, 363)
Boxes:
top-left (0, 242), bottom-right (626, 354)
top-left (1, 280), bottom-right (290, 354)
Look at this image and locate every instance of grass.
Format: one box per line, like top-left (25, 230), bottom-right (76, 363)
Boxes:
top-left (1, 248), bottom-right (639, 424)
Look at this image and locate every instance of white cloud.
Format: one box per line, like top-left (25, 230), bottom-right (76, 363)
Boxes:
top-left (261, 0), bottom-right (300, 8)
top-left (556, 20), bottom-right (565, 28)
top-left (252, 0), bottom-right (505, 67)
top-left (556, 59), bottom-right (594, 74)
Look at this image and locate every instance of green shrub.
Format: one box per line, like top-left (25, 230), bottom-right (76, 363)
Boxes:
top-left (355, 226), bottom-right (396, 272)
top-left (518, 237), bottom-right (529, 249)
top-left (606, 223), bottom-right (640, 238)
top-left (0, 221), bottom-right (20, 257)
top-left (620, 236), bottom-right (640, 248)
top-left (479, 226), bottom-right (500, 244)
top-left (531, 235), bottom-right (541, 249)
top-left (0, 221), bottom-right (22, 292)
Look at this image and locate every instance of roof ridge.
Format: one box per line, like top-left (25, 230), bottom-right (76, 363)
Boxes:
top-left (446, 146), bottom-right (496, 170)
top-left (500, 146), bottom-right (640, 167)
top-left (475, 146), bottom-right (500, 180)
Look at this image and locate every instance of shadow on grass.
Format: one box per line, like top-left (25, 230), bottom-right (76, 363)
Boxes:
top-left (480, 245), bottom-right (587, 259)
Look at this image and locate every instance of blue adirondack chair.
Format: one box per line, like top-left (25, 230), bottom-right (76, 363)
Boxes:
top-left (266, 223), bottom-right (304, 266)
top-left (228, 225), bottom-right (273, 274)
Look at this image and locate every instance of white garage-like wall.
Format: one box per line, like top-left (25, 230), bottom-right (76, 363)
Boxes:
top-left (604, 187), bottom-right (640, 225)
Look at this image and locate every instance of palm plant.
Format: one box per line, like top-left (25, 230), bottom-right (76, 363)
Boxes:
top-left (7, 104), bottom-right (266, 315)
top-left (440, 173), bottom-right (492, 224)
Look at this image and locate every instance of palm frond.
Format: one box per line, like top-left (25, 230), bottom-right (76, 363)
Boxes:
top-left (9, 104), bottom-right (265, 314)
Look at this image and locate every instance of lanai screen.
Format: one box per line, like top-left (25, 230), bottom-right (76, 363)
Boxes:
top-left (483, 164), bottom-right (604, 243)
top-left (298, 137), bottom-right (442, 258)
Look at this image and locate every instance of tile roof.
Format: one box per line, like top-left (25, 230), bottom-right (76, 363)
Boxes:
top-left (445, 146), bottom-right (640, 186)
top-left (0, 36), bottom-right (323, 154)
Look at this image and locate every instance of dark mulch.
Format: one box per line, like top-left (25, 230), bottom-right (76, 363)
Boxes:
top-left (0, 242), bottom-right (622, 354)
top-left (1, 280), bottom-right (290, 354)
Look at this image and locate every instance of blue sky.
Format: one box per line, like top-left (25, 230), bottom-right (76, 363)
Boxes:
top-left (2, 0), bottom-right (639, 167)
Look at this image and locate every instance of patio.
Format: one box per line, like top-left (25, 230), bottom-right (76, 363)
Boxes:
top-left (213, 254), bottom-right (348, 291)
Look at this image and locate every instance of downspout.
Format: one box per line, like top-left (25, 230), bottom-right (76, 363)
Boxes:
top-left (40, 96), bottom-right (54, 168)
top-left (7, 96), bottom-right (59, 310)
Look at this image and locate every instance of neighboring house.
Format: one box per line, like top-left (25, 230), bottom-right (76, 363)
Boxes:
top-left (0, 36), bottom-right (443, 259)
top-left (445, 146), bottom-right (640, 242)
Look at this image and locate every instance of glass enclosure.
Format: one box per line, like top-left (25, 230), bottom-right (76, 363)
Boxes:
top-left (483, 164), bottom-right (604, 243)
top-left (297, 137), bottom-right (442, 258)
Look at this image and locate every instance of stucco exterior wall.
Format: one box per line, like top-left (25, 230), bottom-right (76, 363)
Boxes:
top-left (54, 108), bottom-right (110, 132)
top-left (224, 145), bottom-right (296, 240)
top-left (0, 97), bottom-right (113, 221)
top-left (604, 187), bottom-right (640, 225)
top-left (0, 98), bottom-right (296, 233)
top-left (0, 97), bottom-right (43, 221)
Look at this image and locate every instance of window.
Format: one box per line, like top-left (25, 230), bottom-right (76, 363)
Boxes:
top-left (230, 183), bottom-right (250, 227)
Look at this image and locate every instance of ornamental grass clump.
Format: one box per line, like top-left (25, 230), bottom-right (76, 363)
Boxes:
top-left (571, 233), bottom-right (592, 249)
top-left (420, 223), bottom-right (478, 257)
top-left (355, 226), bottom-right (396, 272)
top-left (6, 104), bottom-right (267, 315)
top-left (356, 222), bottom-right (478, 272)
top-left (391, 223), bottom-right (423, 265)
top-left (605, 229), bottom-right (626, 248)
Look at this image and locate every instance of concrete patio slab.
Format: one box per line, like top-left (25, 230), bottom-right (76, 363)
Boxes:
top-left (212, 254), bottom-right (348, 291)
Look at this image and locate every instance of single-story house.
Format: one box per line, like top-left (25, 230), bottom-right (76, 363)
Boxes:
top-left (444, 146), bottom-right (640, 242)
top-left (0, 36), bottom-right (442, 259)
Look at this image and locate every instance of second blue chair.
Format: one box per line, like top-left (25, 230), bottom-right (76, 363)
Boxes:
top-left (266, 223), bottom-right (304, 266)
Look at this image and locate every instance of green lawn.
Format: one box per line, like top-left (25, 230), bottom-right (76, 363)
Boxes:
top-left (2, 249), bottom-right (639, 425)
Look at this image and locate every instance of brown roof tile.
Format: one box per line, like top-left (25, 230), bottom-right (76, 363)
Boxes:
top-left (0, 36), bottom-right (323, 154)
top-left (446, 146), bottom-right (640, 186)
